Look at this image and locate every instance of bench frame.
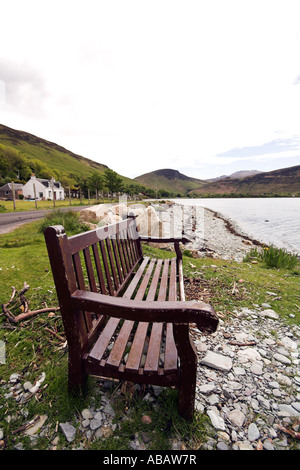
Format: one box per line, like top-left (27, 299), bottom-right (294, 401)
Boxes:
top-left (44, 215), bottom-right (218, 420)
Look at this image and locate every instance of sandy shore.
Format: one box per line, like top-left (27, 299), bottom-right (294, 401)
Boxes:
top-left (157, 201), bottom-right (262, 262)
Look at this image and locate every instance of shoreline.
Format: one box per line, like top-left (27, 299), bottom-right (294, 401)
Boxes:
top-left (160, 202), bottom-right (263, 262)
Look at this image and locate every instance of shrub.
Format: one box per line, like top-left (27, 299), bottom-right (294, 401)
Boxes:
top-left (261, 245), bottom-right (299, 270)
top-left (38, 209), bottom-right (90, 235)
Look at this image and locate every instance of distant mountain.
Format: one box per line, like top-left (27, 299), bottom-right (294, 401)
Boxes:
top-left (134, 165), bottom-right (300, 196)
top-left (190, 165), bottom-right (300, 196)
top-left (134, 168), bottom-right (207, 195)
top-left (207, 170), bottom-right (262, 181)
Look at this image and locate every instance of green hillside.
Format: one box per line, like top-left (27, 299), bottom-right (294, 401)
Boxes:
top-left (134, 168), bottom-right (207, 195)
top-left (0, 124), bottom-right (135, 190)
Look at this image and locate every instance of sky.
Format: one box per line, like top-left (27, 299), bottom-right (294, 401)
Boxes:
top-left (0, 0), bottom-right (300, 180)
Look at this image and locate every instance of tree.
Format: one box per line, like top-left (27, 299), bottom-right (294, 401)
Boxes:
top-left (103, 168), bottom-right (123, 194)
top-left (87, 170), bottom-right (104, 194)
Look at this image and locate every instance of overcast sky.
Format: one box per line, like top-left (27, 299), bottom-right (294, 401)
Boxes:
top-left (1, 0), bottom-right (300, 180)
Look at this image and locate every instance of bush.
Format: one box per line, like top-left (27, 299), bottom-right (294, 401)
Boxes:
top-left (38, 209), bottom-right (90, 235)
top-left (261, 245), bottom-right (299, 270)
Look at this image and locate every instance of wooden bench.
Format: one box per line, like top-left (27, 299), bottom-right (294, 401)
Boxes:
top-left (44, 215), bottom-right (218, 420)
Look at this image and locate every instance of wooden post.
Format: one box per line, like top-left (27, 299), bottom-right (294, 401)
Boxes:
top-left (51, 181), bottom-right (56, 207)
top-left (33, 183), bottom-right (38, 209)
top-left (68, 187), bottom-right (71, 205)
top-left (88, 189), bottom-right (90, 204)
top-left (11, 181), bottom-right (16, 210)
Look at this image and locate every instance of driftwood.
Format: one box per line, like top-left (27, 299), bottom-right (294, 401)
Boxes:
top-left (1, 283), bottom-right (60, 324)
top-left (277, 424), bottom-right (300, 441)
top-left (228, 340), bottom-right (257, 347)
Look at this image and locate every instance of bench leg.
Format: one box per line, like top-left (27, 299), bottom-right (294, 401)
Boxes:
top-left (173, 324), bottom-right (197, 421)
top-left (68, 356), bottom-right (88, 394)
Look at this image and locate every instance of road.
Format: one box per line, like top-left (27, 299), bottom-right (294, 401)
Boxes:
top-left (0, 206), bottom-right (89, 234)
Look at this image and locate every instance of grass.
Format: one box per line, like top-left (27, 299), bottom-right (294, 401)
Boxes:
top-left (0, 217), bottom-right (299, 450)
top-left (0, 197), bottom-right (116, 213)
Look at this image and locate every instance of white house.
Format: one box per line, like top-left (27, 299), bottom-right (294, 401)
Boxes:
top-left (22, 175), bottom-right (65, 201)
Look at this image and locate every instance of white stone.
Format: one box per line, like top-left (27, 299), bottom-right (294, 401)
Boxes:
top-left (201, 351), bottom-right (232, 372)
top-left (280, 337), bottom-right (298, 350)
top-left (227, 409), bottom-right (245, 427)
top-left (237, 348), bottom-right (262, 363)
top-left (59, 422), bottom-right (77, 442)
top-left (207, 407), bottom-right (226, 431)
top-left (248, 423), bottom-right (260, 441)
top-left (198, 383), bottom-right (216, 394)
top-left (274, 353), bottom-right (291, 365)
top-left (260, 309), bottom-right (279, 320)
top-left (81, 408), bottom-right (94, 420)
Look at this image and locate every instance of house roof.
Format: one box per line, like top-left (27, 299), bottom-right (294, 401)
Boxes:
top-left (0, 183), bottom-right (24, 190)
top-left (36, 178), bottom-right (62, 189)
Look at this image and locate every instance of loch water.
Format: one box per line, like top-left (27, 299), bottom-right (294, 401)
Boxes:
top-left (172, 198), bottom-right (300, 255)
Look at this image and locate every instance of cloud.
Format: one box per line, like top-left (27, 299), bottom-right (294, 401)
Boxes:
top-left (0, 59), bottom-right (49, 116)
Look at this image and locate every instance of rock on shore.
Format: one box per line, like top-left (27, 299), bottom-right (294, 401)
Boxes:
top-left (80, 201), bottom-right (258, 261)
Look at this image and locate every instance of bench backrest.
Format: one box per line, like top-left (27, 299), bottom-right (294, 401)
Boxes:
top-left (44, 216), bottom-right (143, 350)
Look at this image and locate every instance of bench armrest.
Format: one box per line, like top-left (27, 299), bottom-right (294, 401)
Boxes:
top-left (71, 290), bottom-right (219, 334)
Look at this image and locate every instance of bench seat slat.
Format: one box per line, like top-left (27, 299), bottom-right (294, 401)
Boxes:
top-left (106, 319), bottom-right (134, 369)
top-left (164, 258), bottom-right (178, 372)
top-left (122, 257), bottom-right (150, 299)
top-left (125, 321), bottom-right (148, 373)
top-left (89, 317), bottom-right (120, 363)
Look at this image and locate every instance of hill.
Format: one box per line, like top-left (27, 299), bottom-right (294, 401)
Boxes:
top-left (0, 123), bottom-right (134, 188)
top-left (190, 165), bottom-right (300, 196)
top-left (134, 168), bottom-right (207, 195)
top-left (207, 170), bottom-right (262, 181)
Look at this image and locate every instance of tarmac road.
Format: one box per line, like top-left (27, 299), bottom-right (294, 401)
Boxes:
top-left (0, 206), bottom-right (89, 234)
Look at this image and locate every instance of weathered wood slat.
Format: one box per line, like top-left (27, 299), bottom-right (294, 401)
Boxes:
top-left (91, 243), bottom-right (107, 295)
top-left (83, 247), bottom-right (98, 293)
top-left (89, 317), bottom-right (120, 362)
top-left (146, 259), bottom-right (163, 301)
top-left (99, 239), bottom-right (114, 295)
top-left (164, 258), bottom-right (178, 373)
top-left (122, 257), bottom-right (150, 299)
top-left (118, 231), bottom-right (130, 274)
top-left (111, 237), bottom-right (124, 284)
top-left (106, 319), bottom-right (134, 369)
top-left (134, 258), bottom-right (156, 301)
top-left (106, 238), bottom-right (119, 292)
top-left (125, 321), bottom-right (148, 373)
top-left (115, 232), bottom-right (127, 276)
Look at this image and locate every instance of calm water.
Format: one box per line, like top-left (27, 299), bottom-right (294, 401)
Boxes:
top-left (172, 198), bottom-right (300, 254)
